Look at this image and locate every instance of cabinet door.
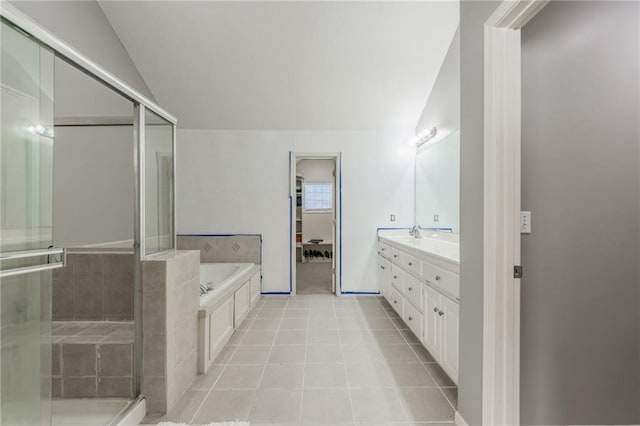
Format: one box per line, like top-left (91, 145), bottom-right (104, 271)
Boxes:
top-left (440, 296), bottom-right (459, 385)
top-left (378, 256), bottom-right (391, 300)
top-left (403, 272), bottom-right (423, 312)
top-left (390, 287), bottom-right (403, 317)
top-left (423, 284), bottom-right (441, 357)
top-left (391, 264), bottom-right (402, 291)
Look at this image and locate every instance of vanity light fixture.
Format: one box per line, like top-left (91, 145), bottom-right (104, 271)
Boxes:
top-left (408, 127), bottom-right (437, 148)
top-left (27, 123), bottom-right (54, 139)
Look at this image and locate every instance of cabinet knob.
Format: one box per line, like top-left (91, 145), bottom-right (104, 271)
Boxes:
top-left (408, 316), bottom-right (413, 321)
top-left (393, 254), bottom-right (398, 258)
top-left (394, 300), bottom-right (398, 304)
top-left (380, 266), bottom-right (385, 270)
top-left (439, 311), bottom-right (445, 316)
top-left (408, 262), bottom-right (413, 266)
top-left (435, 275), bottom-right (441, 281)
top-left (393, 275), bottom-right (398, 279)
top-left (408, 287), bottom-right (412, 291)
top-left (433, 307), bottom-right (439, 313)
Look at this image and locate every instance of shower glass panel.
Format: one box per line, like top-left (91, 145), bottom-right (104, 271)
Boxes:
top-left (144, 109), bottom-right (174, 255)
top-left (0, 20), bottom-right (54, 425)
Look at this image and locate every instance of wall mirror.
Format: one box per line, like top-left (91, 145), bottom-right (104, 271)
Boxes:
top-left (415, 130), bottom-right (460, 233)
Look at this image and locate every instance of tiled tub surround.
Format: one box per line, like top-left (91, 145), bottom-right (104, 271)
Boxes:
top-left (378, 229), bottom-right (460, 385)
top-left (144, 294), bottom-right (457, 425)
top-left (142, 250), bottom-right (200, 415)
top-left (177, 235), bottom-right (261, 264)
top-left (52, 321), bottom-right (134, 399)
top-left (52, 252), bottom-right (134, 321)
top-left (198, 263), bottom-right (261, 373)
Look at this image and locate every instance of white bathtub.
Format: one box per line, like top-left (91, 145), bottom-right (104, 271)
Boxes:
top-left (199, 262), bottom-right (256, 306)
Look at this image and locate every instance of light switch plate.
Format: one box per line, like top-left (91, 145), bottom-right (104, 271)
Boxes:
top-left (390, 214), bottom-right (396, 222)
top-left (520, 211), bottom-right (531, 233)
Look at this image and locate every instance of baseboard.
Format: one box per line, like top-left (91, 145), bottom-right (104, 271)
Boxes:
top-left (455, 411), bottom-right (469, 426)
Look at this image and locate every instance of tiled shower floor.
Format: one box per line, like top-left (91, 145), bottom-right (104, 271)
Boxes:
top-left (145, 294), bottom-right (457, 425)
top-left (52, 398), bottom-right (130, 426)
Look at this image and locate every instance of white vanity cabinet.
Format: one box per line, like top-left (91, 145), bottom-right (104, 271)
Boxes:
top-left (377, 233), bottom-right (459, 385)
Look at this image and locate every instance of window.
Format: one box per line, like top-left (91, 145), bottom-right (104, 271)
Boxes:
top-left (304, 183), bottom-right (333, 212)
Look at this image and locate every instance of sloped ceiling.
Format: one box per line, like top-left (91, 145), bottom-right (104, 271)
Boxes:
top-left (99, 1), bottom-right (458, 130)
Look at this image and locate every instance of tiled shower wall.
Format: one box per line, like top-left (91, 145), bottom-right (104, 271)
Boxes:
top-left (177, 235), bottom-right (261, 264)
top-left (52, 252), bottom-right (134, 321)
top-left (142, 250), bottom-right (200, 414)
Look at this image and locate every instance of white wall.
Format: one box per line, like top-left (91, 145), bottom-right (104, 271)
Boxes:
top-left (177, 130), bottom-right (415, 293)
top-left (297, 159), bottom-right (334, 243)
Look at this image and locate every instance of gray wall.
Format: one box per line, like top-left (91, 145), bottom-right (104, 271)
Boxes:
top-left (520, 2), bottom-right (640, 424)
top-left (53, 126), bottom-right (133, 248)
top-left (459, 2), bottom-right (500, 425)
top-left (11, 0), bottom-right (155, 102)
top-left (415, 27), bottom-right (459, 137)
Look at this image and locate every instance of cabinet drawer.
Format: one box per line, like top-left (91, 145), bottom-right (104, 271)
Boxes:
top-left (390, 247), bottom-right (405, 265)
top-left (422, 262), bottom-right (459, 300)
top-left (403, 253), bottom-right (422, 276)
top-left (390, 287), bottom-right (403, 316)
top-left (403, 273), bottom-right (423, 312)
top-left (378, 242), bottom-right (392, 259)
top-left (391, 264), bottom-right (402, 291)
top-left (403, 300), bottom-right (423, 341)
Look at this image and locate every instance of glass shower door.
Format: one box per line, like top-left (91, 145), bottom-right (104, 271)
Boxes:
top-left (0, 20), bottom-right (57, 425)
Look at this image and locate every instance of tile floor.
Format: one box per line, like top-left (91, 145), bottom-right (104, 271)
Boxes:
top-left (145, 294), bottom-right (457, 425)
top-left (52, 398), bottom-right (130, 425)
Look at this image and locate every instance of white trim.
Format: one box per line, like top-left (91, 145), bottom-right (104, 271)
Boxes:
top-left (290, 152), bottom-right (342, 296)
top-left (482, 1), bottom-right (548, 425)
top-left (455, 411), bottom-right (469, 426)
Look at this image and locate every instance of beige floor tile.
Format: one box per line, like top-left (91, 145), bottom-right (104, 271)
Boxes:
top-left (306, 345), bottom-right (343, 363)
top-left (226, 330), bottom-right (246, 346)
top-left (213, 345), bottom-right (237, 363)
top-left (410, 343), bottom-right (436, 362)
top-left (349, 388), bottom-right (408, 423)
top-left (241, 329), bottom-right (277, 345)
top-left (339, 329), bottom-right (373, 345)
top-left (378, 344), bottom-right (421, 363)
top-left (304, 363), bottom-right (347, 388)
top-left (259, 364), bottom-right (304, 389)
top-left (301, 388), bottom-right (353, 424)
top-left (341, 344), bottom-right (383, 364)
top-left (228, 345), bottom-right (271, 364)
top-left (249, 318), bottom-right (282, 330)
top-left (308, 317), bottom-right (338, 330)
top-left (189, 364), bottom-right (225, 390)
top-left (307, 329), bottom-right (339, 345)
top-left (370, 329), bottom-right (407, 344)
top-left (192, 390), bottom-right (255, 423)
top-left (257, 309), bottom-right (285, 319)
top-left (345, 363), bottom-right (394, 388)
top-left (268, 345), bottom-right (306, 364)
top-left (386, 363), bottom-right (438, 387)
top-left (248, 389), bottom-right (302, 424)
top-left (283, 309), bottom-right (309, 319)
top-left (214, 365), bottom-right (264, 389)
top-left (275, 329), bottom-right (307, 345)
top-left (279, 317), bottom-right (309, 330)
top-left (397, 387), bottom-right (455, 422)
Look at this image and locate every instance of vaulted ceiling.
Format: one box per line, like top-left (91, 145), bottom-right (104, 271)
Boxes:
top-left (99, 1), bottom-right (458, 130)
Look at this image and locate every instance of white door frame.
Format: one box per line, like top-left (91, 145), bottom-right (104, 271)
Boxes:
top-left (290, 152), bottom-right (342, 296)
top-left (482, 1), bottom-right (548, 425)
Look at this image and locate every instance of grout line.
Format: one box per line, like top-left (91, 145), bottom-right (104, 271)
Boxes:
top-left (298, 296), bottom-right (310, 422)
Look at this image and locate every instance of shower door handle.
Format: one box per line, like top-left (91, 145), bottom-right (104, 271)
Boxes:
top-left (0, 247), bottom-right (66, 278)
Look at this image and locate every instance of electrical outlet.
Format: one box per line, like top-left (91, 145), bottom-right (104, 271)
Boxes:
top-left (390, 214), bottom-right (396, 222)
top-left (433, 214), bottom-right (439, 222)
top-left (520, 211), bottom-right (531, 233)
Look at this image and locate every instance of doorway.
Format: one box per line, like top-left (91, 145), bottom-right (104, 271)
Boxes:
top-left (290, 153), bottom-right (341, 295)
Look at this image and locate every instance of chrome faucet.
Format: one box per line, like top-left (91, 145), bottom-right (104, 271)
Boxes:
top-left (409, 225), bottom-right (422, 239)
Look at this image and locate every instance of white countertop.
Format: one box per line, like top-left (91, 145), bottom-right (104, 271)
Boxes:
top-left (378, 229), bottom-right (460, 264)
